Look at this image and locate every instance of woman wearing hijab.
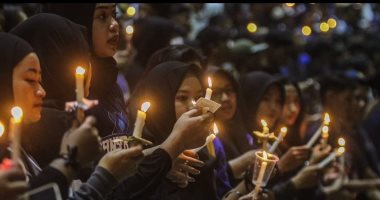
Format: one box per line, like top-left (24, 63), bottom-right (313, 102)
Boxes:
top-left (0, 31), bottom-right (104, 199)
top-left (125, 61), bottom-right (230, 200)
top-left (43, 3), bottom-right (129, 144)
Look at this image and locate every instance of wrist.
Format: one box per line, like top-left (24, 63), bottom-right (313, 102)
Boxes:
top-left (50, 158), bottom-right (76, 181)
top-left (161, 132), bottom-right (183, 160)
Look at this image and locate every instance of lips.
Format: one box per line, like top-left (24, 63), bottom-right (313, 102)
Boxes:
top-left (33, 102), bottom-right (43, 108)
top-left (108, 35), bottom-right (119, 46)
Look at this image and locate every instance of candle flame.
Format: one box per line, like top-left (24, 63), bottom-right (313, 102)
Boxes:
top-left (337, 147), bottom-right (345, 155)
top-left (141, 102), bottom-right (151, 112)
top-left (281, 127), bottom-right (287, 133)
top-left (0, 122), bottom-right (4, 137)
top-left (213, 123), bottom-right (219, 134)
top-left (192, 100), bottom-right (196, 106)
top-left (76, 66), bottom-right (86, 75)
top-left (261, 120), bottom-right (268, 127)
top-left (126, 25), bottom-right (134, 35)
top-left (338, 137), bottom-right (345, 146)
top-left (262, 150), bottom-right (268, 160)
top-left (322, 125), bottom-right (329, 134)
top-left (207, 76), bottom-right (212, 88)
top-left (11, 107), bottom-right (23, 123)
top-left (324, 113), bottom-right (330, 124)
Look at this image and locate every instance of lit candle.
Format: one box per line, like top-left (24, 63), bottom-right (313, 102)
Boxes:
top-left (261, 120), bottom-right (269, 151)
top-left (0, 121), bottom-right (4, 138)
top-left (269, 127), bottom-right (287, 153)
top-left (306, 113), bottom-right (330, 148)
top-left (9, 107), bottom-right (23, 162)
top-left (206, 123), bottom-right (218, 158)
top-left (320, 125), bottom-right (329, 148)
top-left (205, 76), bottom-right (213, 100)
top-left (253, 151), bottom-right (268, 199)
top-left (132, 102), bottom-right (151, 138)
top-left (125, 25), bottom-right (134, 40)
top-left (75, 66), bottom-right (86, 104)
top-left (338, 137), bottom-right (345, 168)
top-left (317, 146), bottom-right (345, 169)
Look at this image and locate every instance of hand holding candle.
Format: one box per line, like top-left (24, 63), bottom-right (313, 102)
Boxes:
top-left (269, 127), bottom-right (287, 153)
top-left (10, 107), bottom-right (23, 162)
top-left (317, 137), bottom-right (345, 169)
top-left (132, 102), bottom-right (151, 138)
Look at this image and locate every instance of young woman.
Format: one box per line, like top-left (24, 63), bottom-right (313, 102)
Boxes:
top-left (0, 31), bottom-right (102, 199)
top-left (126, 61), bottom-right (229, 200)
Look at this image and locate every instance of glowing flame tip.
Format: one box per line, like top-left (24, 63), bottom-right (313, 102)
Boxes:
top-left (141, 102), bottom-right (151, 112)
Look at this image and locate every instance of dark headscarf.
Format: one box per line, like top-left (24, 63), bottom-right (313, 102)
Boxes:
top-left (11, 13), bottom-right (90, 104)
top-left (130, 61), bottom-right (203, 145)
top-left (0, 32), bottom-right (33, 153)
top-left (42, 3), bottom-right (95, 49)
top-left (239, 71), bottom-right (285, 133)
top-left (10, 14), bottom-right (90, 171)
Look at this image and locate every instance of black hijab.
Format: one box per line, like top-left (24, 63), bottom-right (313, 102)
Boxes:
top-left (130, 61), bottom-right (203, 145)
top-left (41, 3), bottom-right (117, 97)
top-left (42, 3), bottom-right (95, 49)
top-left (10, 13), bottom-right (91, 105)
top-left (10, 13), bottom-right (91, 169)
top-left (0, 32), bottom-right (33, 153)
top-left (239, 71), bottom-right (285, 133)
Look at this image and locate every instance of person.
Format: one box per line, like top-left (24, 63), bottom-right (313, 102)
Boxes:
top-left (206, 66), bottom-right (256, 187)
top-left (0, 31), bottom-right (103, 199)
top-left (125, 61), bottom-right (229, 200)
top-left (43, 3), bottom-right (129, 143)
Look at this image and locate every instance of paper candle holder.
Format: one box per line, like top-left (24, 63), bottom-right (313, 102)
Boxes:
top-left (195, 97), bottom-right (221, 113)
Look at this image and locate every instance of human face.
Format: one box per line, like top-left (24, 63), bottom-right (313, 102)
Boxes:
top-left (93, 3), bottom-right (119, 57)
top-left (256, 85), bottom-right (282, 128)
top-left (213, 74), bottom-right (237, 122)
top-left (174, 72), bottom-right (203, 120)
top-left (281, 84), bottom-right (301, 126)
top-left (12, 53), bottom-right (46, 123)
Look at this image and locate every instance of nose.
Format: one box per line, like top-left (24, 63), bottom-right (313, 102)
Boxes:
top-left (109, 17), bottom-right (119, 33)
top-left (36, 85), bottom-right (46, 98)
top-left (289, 103), bottom-right (297, 113)
top-left (221, 92), bottom-right (229, 102)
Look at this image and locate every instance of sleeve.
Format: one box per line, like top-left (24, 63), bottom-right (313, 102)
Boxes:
top-left (214, 138), bottom-right (233, 199)
top-left (28, 166), bottom-right (70, 200)
top-left (70, 166), bottom-right (118, 200)
top-left (109, 148), bottom-right (172, 200)
top-left (272, 179), bottom-right (297, 200)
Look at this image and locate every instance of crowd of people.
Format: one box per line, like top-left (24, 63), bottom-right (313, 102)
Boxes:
top-left (0, 3), bottom-right (380, 200)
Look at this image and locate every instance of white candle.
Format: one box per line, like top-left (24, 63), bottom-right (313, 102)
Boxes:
top-left (206, 123), bottom-right (218, 157)
top-left (261, 120), bottom-right (269, 151)
top-left (306, 113), bottom-right (330, 148)
top-left (75, 66), bottom-right (86, 104)
top-left (318, 147), bottom-right (345, 169)
top-left (205, 76), bottom-right (213, 100)
top-left (132, 102), bottom-right (150, 138)
top-left (10, 107), bottom-right (23, 162)
top-left (0, 121), bottom-right (4, 138)
top-left (253, 151), bottom-right (268, 199)
top-left (269, 127), bottom-right (287, 153)
top-left (338, 137), bottom-right (345, 168)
